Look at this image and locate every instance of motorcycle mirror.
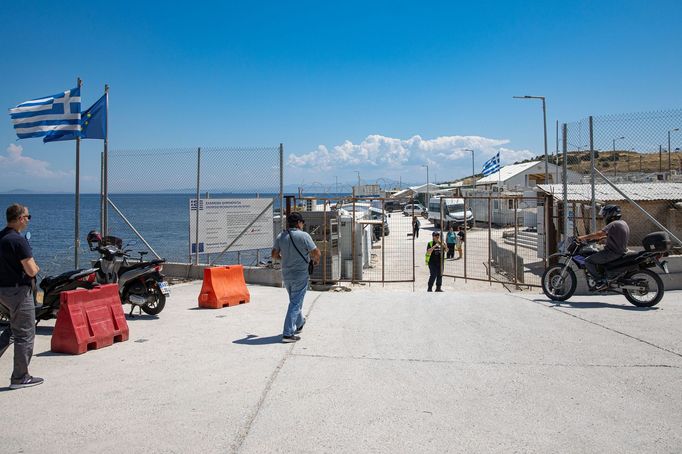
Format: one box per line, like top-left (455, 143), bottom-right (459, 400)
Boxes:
top-left (24, 231), bottom-right (31, 241)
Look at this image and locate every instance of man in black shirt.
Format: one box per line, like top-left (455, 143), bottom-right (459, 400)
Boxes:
top-left (578, 204), bottom-right (630, 290)
top-left (0, 203), bottom-right (43, 389)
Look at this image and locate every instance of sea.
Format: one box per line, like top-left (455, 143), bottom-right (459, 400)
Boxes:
top-left (0, 192), bottom-right (347, 279)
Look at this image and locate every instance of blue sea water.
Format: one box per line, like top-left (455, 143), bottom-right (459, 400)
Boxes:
top-left (0, 192), bottom-right (349, 279)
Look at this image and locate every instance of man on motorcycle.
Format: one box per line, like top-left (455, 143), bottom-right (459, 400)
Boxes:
top-left (577, 204), bottom-right (630, 290)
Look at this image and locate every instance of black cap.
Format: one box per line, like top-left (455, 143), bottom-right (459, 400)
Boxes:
top-left (432, 231), bottom-right (440, 236)
top-left (287, 212), bottom-right (304, 226)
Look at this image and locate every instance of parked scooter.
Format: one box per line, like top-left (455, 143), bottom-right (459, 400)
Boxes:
top-left (87, 231), bottom-right (170, 316)
top-left (541, 231), bottom-right (672, 307)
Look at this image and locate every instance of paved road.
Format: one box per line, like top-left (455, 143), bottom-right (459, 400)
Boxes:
top-left (2, 283), bottom-right (681, 453)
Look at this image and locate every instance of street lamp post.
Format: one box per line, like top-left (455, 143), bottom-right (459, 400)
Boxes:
top-left (669, 128), bottom-right (680, 172)
top-left (513, 95), bottom-right (548, 183)
top-left (463, 149), bottom-right (475, 189)
top-left (612, 136), bottom-right (625, 177)
top-left (422, 164), bottom-right (429, 207)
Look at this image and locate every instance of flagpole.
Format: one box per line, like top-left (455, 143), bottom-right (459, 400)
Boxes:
top-left (103, 84), bottom-right (109, 236)
top-left (74, 77), bottom-right (82, 269)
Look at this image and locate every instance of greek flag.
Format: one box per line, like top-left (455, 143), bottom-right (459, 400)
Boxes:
top-left (481, 152), bottom-right (501, 176)
top-left (9, 87), bottom-right (81, 142)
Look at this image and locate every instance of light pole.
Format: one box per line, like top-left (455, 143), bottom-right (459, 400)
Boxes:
top-left (353, 170), bottom-right (360, 196)
top-left (612, 136), bottom-right (625, 177)
top-left (422, 164), bottom-right (429, 207)
top-left (463, 148), bottom-right (475, 189)
top-left (513, 95), bottom-right (549, 183)
top-left (669, 128), bottom-right (679, 172)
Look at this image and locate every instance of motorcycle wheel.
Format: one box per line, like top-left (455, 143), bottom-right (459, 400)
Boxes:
top-left (141, 285), bottom-right (166, 315)
top-left (622, 269), bottom-right (664, 307)
top-left (541, 265), bottom-right (577, 301)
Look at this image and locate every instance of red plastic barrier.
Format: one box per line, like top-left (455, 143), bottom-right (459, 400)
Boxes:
top-left (51, 284), bottom-right (129, 355)
top-left (198, 265), bottom-right (251, 309)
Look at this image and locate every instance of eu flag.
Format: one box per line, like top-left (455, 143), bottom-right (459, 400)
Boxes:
top-left (80, 94), bottom-right (106, 140)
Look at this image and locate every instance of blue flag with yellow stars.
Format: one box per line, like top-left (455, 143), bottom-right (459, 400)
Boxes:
top-left (80, 94), bottom-right (106, 140)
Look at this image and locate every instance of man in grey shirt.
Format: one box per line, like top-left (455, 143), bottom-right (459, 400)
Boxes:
top-left (272, 212), bottom-right (320, 343)
top-left (578, 204), bottom-right (630, 290)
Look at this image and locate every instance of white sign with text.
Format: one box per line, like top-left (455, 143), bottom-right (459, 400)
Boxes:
top-left (189, 198), bottom-right (274, 255)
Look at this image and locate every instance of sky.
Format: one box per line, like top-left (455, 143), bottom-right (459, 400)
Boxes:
top-left (1, 0), bottom-right (681, 193)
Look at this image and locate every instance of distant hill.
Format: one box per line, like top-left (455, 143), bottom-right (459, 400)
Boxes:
top-left (507, 150), bottom-right (682, 175)
top-left (1, 189), bottom-right (37, 194)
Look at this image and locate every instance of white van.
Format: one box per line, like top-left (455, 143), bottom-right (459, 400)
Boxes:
top-left (428, 197), bottom-right (473, 228)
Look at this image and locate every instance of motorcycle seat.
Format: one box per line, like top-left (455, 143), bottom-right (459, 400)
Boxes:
top-left (40, 268), bottom-right (88, 290)
top-left (603, 251), bottom-right (647, 270)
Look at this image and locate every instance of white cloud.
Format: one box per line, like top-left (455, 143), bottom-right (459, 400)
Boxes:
top-left (287, 134), bottom-right (536, 170)
top-left (1, 143), bottom-right (72, 179)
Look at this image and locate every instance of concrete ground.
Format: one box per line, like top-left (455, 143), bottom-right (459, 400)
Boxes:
top-left (1, 281), bottom-right (681, 453)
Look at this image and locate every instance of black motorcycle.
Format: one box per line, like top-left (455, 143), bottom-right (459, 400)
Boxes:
top-left (0, 268), bottom-right (99, 326)
top-left (541, 231), bottom-right (672, 307)
top-left (87, 231), bottom-right (170, 316)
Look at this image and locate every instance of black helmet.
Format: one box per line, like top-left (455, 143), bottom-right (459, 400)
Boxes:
top-left (599, 204), bottom-right (622, 224)
top-left (87, 230), bottom-right (102, 250)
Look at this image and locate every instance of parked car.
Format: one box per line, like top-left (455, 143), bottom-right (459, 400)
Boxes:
top-left (403, 203), bottom-right (427, 218)
top-left (383, 200), bottom-right (405, 212)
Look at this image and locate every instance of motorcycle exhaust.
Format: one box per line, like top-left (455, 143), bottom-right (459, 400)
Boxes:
top-left (128, 294), bottom-right (147, 306)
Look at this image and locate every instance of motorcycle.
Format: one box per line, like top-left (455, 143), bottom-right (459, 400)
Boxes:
top-left (87, 231), bottom-right (170, 316)
top-left (0, 268), bottom-right (99, 326)
top-left (541, 231), bottom-right (672, 307)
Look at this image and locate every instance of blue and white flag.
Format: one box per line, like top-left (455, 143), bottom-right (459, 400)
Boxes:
top-left (481, 152), bottom-right (501, 176)
top-left (9, 87), bottom-right (81, 142)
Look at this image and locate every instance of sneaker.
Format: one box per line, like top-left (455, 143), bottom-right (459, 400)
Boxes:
top-left (295, 318), bottom-right (306, 334)
top-left (281, 335), bottom-right (301, 343)
top-left (427, 288), bottom-right (433, 292)
top-left (435, 288), bottom-right (444, 292)
top-left (10, 376), bottom-right (44, 389)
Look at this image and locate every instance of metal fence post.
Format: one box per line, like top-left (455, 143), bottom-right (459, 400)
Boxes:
top-left (514, 197), bottom-right (518, 287)
top-left (195, 147), bottom-right (201, 265)
top-left (589, 116), bottom-right (596, 232)
top-left (280, 143), bottom-right (284, 232)
top-left (484, 192), bottom-right (488, 285)
top-left (562, 123), bottom-right (569, 247)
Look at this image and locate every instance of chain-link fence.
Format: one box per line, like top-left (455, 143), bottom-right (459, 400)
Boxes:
top-left (564, 109), bottom-right (682, 180)
top-left (295, 197), bottom-right (415, 284)
top-left (554, 110), bottom-right (682, 253)
top-left (440, 195), bottom-right (545, 287)
top-left (104, 145), bottom-right (282, 267)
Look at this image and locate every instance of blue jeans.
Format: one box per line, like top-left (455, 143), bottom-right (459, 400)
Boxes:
top-left (282, 277), bottom-right (308, 336)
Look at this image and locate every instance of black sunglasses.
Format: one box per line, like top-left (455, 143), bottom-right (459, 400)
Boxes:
top-left (23, 214), bottom-right (32, 220)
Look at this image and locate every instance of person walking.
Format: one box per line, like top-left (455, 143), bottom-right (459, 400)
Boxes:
top-left (426, 231), bottom-right (447, 292)
top-left (456, 226), bottom-right (465, 259)
top-left (412, 216), bottom-right (421, 238)
top-left (446, 225), bottom-right (456, 259)
top-left (272, 212), bottom-right (320, 343)
top-left (0, 203), bottom-right (43, 389)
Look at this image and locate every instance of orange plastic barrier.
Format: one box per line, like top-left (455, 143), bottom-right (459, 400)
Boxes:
top-left (51, 284), bottom-right (129, 355)
top-left (198, 265), bottom-right (251, 309)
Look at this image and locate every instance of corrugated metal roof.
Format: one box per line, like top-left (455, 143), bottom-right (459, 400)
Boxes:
top-left (537, 183), bottom-right (682, 202)
top-left (476, 161), bottom-right (542, 184)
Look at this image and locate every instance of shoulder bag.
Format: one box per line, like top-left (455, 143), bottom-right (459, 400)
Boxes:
top-left (287, 230), bottom-right (314, 275)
